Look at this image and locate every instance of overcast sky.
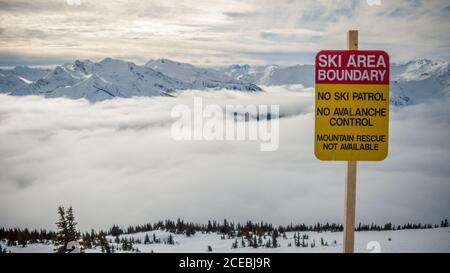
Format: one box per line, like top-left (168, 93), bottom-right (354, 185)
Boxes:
top-left (0, 0), bottom-right (449, 67)
top-left (0, 88), bottom-right (449, 230)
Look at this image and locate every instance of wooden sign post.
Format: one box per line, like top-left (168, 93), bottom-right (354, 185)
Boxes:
top-left (314, 30), bottom-right (390, 253)
top-left (343, 30), bottom-right (358, 254)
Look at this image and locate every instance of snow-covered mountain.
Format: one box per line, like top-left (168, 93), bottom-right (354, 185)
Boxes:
top-left (0, 66), bottom-right (51, 93)
top-left (222, 64), bottom-right (315, 87)
top-left (1, 59), bottom-right (261, 101)
top-left (390, 59), bottom-right (450, 105)
top-left (146, 59), bottom-right (261, 91)
top-left (18, 58), bottom-right (196, 101)
top-left (0, 73), bottom-right (29, 93)
top-left (1, 58), bottom-right (448, 104)
top-left (0, 66), bottom-right (50, 82)
top-left (223, 59), bottom-right (449, 105)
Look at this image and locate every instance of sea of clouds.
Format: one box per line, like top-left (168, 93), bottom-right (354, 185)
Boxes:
top-left (0, 86), bottom-right (449, 230)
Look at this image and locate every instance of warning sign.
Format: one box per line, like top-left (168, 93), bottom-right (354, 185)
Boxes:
top-left (315, 50), bottom-right (390, 161)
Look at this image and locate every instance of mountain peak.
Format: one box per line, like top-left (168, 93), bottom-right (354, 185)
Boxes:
top-left (99, 57), bottom-right (129, 65)
top-left (229, 64), bottom-right (251, 70)
top-left (146, 58), bottom-right (193, 68)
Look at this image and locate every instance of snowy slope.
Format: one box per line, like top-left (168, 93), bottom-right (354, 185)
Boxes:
top-left (1, 227), bottom-right (449, 253)
top-left (222, 64), bottom-right (278, 84)
top-left (0, 66), bottom-right (50, 93)
top-left (0, 66), bottom-right (50, 82)
top-left (3, 59), bottom-right (261, 101)
top-left (222, 64), bottom-right (315, 87)
top-left (146, 59), bottom-right (261, 91)
top-left (13, 59), bottom-right (195, 101)
top-left (0, 74), bottom-right (29, 93)
top-left (390, 59), bottom-right (450, 105)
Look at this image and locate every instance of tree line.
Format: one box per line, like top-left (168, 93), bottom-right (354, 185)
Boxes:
top-left (0, 206), bottom-right (448, 252)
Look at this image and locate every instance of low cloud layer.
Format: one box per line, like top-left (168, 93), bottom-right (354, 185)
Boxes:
top-left (0, 87), bottom-right (449, 230)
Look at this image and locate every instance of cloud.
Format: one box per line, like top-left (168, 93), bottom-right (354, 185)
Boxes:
top-left (0, 0), bottom-right (449, 66)
top-left (0, 88), bottom-right (448, 230)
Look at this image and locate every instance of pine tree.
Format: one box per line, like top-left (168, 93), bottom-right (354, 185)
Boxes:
top-left (54, 206), bottom-right (68, 253)
top-left (301, 238), bottom-right (307, 247)
top-left (167, 234), bottom-right (175, 245)
top-left (121, 237), bottom-right (132, 251)
top-left (271, 229), bottom-right (278, 248)
top-left (232, 239), bottom-right (238, 249)
top-left (207, 220), bottom-right (213, 233)
top-left (99, 233), bottom-right (111, 253)
top-left (258, 235), bottom-right (263, 246)
top-left (144, 234), bottom-right (151, 244)
top-left (65, 206), bottom-right (79, 243)
top-left (53, 206), bottom-right (80, 253)
top-left (265, 239), bottom-right (271, 248)
top-left (253, 236), bottom-right (258, 248)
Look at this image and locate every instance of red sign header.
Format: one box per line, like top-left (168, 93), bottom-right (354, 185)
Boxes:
top-left (315, 50), bottom-right (389, 85)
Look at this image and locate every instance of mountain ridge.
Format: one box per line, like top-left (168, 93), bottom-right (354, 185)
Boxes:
top-left (1, 58), bottom-right (448, 104)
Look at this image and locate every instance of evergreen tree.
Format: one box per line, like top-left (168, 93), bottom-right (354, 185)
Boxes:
top-left (54, 206), bottom-right (68, 253)
top-left (301, 238), bottom-right (307, 247)
top-left (207, 221), bottom-right (213, 233)
top-left (253, 236), bottom-right (258, 248)
top-left (144, 234), bottom-right (151, 244)
top-left (271, 229), bottom-right (278, 248)
top-left (99, 233), bottom-right (111, 253)
top-left (65, 207), bottom-right (79, 243)
top-left (121, 237), bottom-right (132, 251)
top-left (232, 239), bottom-right (238, 249)
top-left (167, 234), bottom-right (175, 245)
top-left (53, 206), bottom-right (80, 253)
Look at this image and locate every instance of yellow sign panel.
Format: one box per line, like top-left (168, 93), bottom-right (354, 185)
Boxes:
top-left (314, 50), bottom-right (390, 161)
top-left (315, 84), bottom-right (389, 161)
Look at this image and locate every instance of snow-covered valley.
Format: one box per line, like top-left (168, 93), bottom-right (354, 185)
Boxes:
top-left (2, 227), bottom-right (449, 253)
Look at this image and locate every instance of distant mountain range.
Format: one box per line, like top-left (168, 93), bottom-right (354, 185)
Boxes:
top-left (1, 58), bottom-right (449, 104)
